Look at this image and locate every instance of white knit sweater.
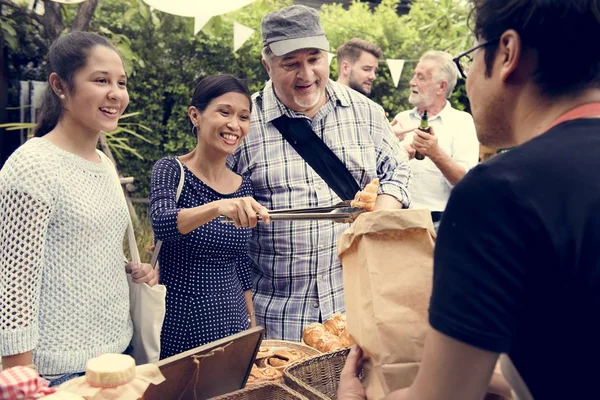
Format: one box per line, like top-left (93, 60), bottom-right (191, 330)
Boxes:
top-left (0, 138), bottom-right (133, 375)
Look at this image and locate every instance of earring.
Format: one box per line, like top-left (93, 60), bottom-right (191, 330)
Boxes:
top-left (59, 94), bottom-right (65, 99)
top-left (191, 125), bottom-right (198, 137)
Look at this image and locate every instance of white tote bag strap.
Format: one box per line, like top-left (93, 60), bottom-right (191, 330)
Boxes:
top-left (98, 150), bottom-right (140, 264)
top-left (126, 219), bottom-right (140, 266)
top-left (149, 157), bottom-right (185, 268)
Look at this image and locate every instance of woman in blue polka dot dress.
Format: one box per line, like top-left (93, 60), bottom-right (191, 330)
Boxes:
top-left (149, 75), bottom-right (271, 359)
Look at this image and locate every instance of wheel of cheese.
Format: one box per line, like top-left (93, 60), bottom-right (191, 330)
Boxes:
top-left (85, 353), bottom-right (136, 388)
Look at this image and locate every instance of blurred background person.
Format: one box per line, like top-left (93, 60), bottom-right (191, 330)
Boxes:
top-left (392, 51), bottom-right (479, 229)
top-left (336, 37), bottom-right (383, 98)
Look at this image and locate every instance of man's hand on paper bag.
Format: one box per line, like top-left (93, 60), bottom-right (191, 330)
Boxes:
top-left (337, 345), bottom-right (367, 400)
top-left (127, 262), bottom-right (158, 286)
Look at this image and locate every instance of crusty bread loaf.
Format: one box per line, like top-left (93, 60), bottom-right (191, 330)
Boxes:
top-left (302, 322), bottom-right (327, 348)
top-left (338, 327), bottom-right (355, 347)
top-left (315, 333), bottom-right (344, 353)
top-left (350, 178), bottom-right (379, 211)
top-left (323, 313), bottom-right (346, 336)
top-left (303, 313), bottom-right (354, 352)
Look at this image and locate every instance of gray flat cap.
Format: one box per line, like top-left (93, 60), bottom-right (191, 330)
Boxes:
top-left (261, 5), bottom-right (330, 56)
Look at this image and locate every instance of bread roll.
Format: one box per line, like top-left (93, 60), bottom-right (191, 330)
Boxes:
top-left (256, 346), bottom-right (274, 360)
top-left (364, 178), bottom-right (379, 194)
top-left (315, 333), bottom-right (344, 353)
top-left (246, 364), bottom-right (262, 385)
top-left (267, 349), bottom-right (304, 369)
top-left (258, 366), bottom-right (282, 381)
top-left (323, 313), bottom-right (346, 336)
top-left (350, 178), bottom-right (379, 211)
top-left (247, 364), bottom-right (282, 384)
top-left (302, 322), bottom-right (327, 348)
top-left (338, 327), bottom-right (355, 347)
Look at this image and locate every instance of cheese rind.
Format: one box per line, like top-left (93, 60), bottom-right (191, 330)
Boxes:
top-left (85, 354), bottom-right (136, 388)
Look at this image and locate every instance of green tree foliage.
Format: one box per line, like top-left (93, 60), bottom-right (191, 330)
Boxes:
top-left (4, 0), bottom-right (471, 197)
top-left (84, 0), bottom-right (293, 196)
top-left (320, 0), bottom-right (472, 116)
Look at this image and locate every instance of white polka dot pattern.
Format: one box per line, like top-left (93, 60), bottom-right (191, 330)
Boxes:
top-left (149, 157), bottom-right (252, 359)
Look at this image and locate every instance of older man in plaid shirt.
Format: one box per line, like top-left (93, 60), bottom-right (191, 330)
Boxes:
top-left (229, 5), bottom-right (411, 341)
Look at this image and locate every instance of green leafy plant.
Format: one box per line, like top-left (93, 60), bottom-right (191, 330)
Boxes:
top-left (0, 112), bottom-right (154, 160)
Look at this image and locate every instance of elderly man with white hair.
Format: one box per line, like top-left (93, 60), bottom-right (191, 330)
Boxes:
top-left (391, 51), bottom-right (480, 228)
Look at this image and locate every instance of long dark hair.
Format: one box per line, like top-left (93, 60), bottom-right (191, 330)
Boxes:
top-left (34, 32), bottom-right (118, 137)
top-left (189, 74), bottom-right (251, 135)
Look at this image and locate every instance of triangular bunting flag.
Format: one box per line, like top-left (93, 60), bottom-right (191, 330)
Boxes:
top-left (328, 52), bottom-right (336, 67)
top-left (194, 15), bottom-right (213, 35)
top-left (387, 59), bottom-right (405, 87)
top-left (233, 22), bottom-right (255, 53)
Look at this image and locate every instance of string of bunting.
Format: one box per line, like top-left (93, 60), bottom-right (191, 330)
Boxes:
top-left (47, 0), bottom-right (418, 87)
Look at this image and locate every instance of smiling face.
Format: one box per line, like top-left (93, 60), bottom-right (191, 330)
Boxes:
top-left (61, 45), bottom-right (129, 136)
top-left (263, 48), bottom-right (329, 118)
top-left (347, 51), bottom-right (379, 96)
top-left (194, 92), bottom-right (251, 155)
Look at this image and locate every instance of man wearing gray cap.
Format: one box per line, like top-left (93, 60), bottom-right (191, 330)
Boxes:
top-left (229, 5), bottom-right (411, 341)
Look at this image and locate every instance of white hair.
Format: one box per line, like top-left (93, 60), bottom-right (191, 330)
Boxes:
top-left (261, 45), bottom-right (274, 65)
top-left (420, 50), bottom-right (459, 99)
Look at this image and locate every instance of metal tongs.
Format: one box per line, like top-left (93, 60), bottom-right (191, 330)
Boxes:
top-left (219, 200), bottom-right (365, 224)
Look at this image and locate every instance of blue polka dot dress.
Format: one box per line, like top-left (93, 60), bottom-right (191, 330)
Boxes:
top-left (149, 157), bottom-right (252, 360)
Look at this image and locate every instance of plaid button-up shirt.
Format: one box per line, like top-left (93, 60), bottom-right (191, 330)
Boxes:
top-left (229, 79), bottom-right (411, 340)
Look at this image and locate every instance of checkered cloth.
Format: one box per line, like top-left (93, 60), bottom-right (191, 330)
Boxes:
top-left (0, 366), bottom-right (55, 399)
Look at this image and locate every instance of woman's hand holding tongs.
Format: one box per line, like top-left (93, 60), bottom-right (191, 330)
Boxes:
top-left (216, 197), bottom-right (271, 228)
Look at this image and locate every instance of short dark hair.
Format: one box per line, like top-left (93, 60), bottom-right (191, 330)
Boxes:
top-left (470, 0), bottom-right (600, 97)
top-left (34, 32), bottom-right (119, 137)
top-left (188, 74), bottom-right (252, 134)
top-left (336, 38), bottom-right (383, 68)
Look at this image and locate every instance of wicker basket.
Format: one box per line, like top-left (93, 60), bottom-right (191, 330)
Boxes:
top-left (283, 347), bottom-right (351, 400)
top-left (209, 382), bottom-right (309, 400)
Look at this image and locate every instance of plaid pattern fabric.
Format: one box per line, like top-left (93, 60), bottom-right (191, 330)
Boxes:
top-left (229, 80), bottom-right (411, 340)
top-left (0, 366), bottom-right (55, 399)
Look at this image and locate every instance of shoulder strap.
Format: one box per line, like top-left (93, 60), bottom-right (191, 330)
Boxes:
top-left (271, 115), bottom-right (360, 201)
top-left (149, 157), bottom-right (185, 268)
top-left (99, 150), bottom-right (141, 266)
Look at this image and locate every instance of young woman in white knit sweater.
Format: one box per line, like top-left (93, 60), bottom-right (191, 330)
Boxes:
top-left (0, 32), bottom-right (157, 386)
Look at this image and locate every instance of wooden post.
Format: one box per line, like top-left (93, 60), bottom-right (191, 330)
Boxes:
top-left (99, 133), bottom-right (140, 225)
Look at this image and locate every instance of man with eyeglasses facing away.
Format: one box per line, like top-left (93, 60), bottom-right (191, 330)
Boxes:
top-left (338, 0), bottom-right (600, 399)
top-left (391, 51), bottom-right (479, 230)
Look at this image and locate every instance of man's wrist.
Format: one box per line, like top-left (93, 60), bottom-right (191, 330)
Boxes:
top-left (429, 147), bottom-right (448, 165)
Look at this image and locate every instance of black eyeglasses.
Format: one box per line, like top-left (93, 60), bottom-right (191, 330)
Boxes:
top-left (453, 38), bottom-right (499, 79)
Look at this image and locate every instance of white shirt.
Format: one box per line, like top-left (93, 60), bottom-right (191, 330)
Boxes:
top-left (394, 101), bottom-right (479, 211)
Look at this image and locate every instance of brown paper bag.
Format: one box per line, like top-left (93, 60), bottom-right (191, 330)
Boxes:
top-left (338, 209), bottom-right (435, 399)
